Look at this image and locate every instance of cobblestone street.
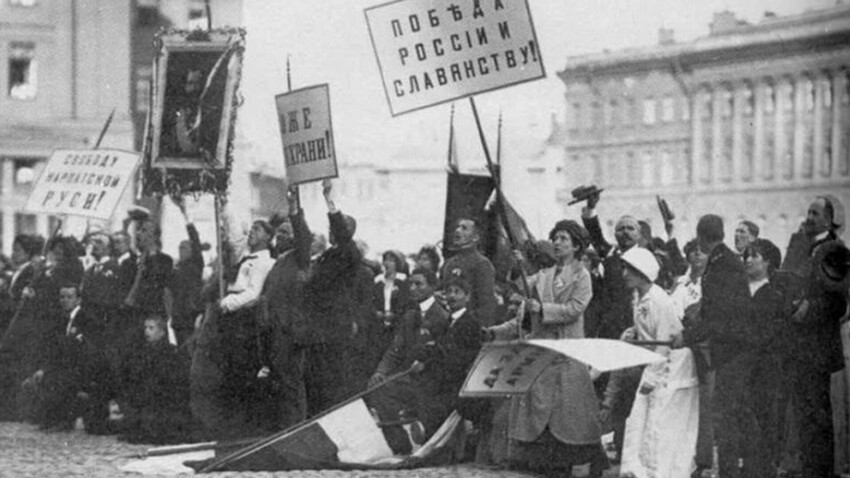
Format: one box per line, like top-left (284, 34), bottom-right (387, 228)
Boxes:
top-left (0, 422), bottom-right (619, 477)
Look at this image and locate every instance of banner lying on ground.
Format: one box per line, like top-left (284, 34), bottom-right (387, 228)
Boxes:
top-left (461, 339), bottom-right (665, 397)
top-left (24, 149), bottom-right (140, 220)
top-left (275, 84), bottom-right (338, 185)
top-left (365, 0), bottom-right (545, 116)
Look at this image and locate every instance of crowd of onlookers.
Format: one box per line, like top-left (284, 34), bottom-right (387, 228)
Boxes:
top-left (0, 182), bottom-right (847, 478)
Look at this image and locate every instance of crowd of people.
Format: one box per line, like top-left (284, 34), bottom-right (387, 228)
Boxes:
top-left (0, 181), bottom-right (847, 478)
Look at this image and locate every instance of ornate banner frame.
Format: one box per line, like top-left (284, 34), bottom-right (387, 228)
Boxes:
top-left (143, 28), bottom-right (245, 196)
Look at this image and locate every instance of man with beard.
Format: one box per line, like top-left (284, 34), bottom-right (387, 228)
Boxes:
top-left (581, 195), bottom-right (642, 462)
top-left (440, 217), bottom-right (496, 327)
top-left (259, 189), bottom-right (312, 429)
top-left (780, 195), bottom-right (847, 478)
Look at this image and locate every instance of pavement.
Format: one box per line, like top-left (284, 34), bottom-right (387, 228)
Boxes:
top-left (0, 421), bottom-right (620, 478)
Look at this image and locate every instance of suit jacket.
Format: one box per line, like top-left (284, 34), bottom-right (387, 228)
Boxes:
top-left (372, 274), bottom-right (410, 318)
top-left (440, 247), bottom-right (496, 327)
top-left (582, 215), bottom-right (633, 338)
top-left (418, 309), bottom-right (481, 400)
top-left (683, 243), bottom-right (749, 369)
top-left (788, 232), bottom-right (848, 372)
top-left (262, 209), bottom-right (312, 346)
top-left (374, 299), bottom-right (450, 377)
top-left (80, 257), bottom-right (122, 341)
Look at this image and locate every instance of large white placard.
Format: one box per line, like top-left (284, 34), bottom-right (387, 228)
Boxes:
top-left (460, 339), bottom-right (664, 397)
top-left (24, 149), bottom-right (140, 220)
top-left (275, 84), bottom-right (338, 185)
top-left (365, 0), bottom-right (546, 116)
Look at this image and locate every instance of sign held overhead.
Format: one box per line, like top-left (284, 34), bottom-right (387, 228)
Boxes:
top-left (365, 0), bottom-right (545, 116)
top-left (275, 84), bottom-right (338, 185)
top-left (24, 149), bottom-right (140, 220)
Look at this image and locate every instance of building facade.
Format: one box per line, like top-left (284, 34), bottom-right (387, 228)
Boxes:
top-left (0, 0), bottom-right (135, 255)
top-left (557, 5), bottom-right (850, 245)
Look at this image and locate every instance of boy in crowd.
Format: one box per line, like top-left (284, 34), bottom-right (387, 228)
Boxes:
top-left (117, 314), bottom-right (191, 444)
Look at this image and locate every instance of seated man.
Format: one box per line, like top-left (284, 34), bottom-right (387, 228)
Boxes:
top-left (117, 314), bottom-right (192, 444)
top-left (369, 268), bottom-right (450, 386)
top-left (366, 276), bottom-right (481, 455)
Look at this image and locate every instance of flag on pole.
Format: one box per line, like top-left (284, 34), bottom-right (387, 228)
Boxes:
top-left (446, 103), bottom-right (459, 174)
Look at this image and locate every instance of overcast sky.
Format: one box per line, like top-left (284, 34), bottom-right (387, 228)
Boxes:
top-left (238, 0), bottom-right (833, 176)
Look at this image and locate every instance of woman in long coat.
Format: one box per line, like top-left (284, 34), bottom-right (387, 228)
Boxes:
top-left (489, 220), bottom-right (607, 478)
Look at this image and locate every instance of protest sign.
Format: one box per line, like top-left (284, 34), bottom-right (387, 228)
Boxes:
top-left (275, 84), bottom-right (338, 185)
top-left (461, 339), bottom-right (664, 397)
top-left (24, 149), bottom-right (140, 220)
top-left (365, 0), bottom-right (545, 116)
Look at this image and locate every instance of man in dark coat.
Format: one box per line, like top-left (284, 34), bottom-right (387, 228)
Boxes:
top-left (580, 197), bottom-right (642, 460)
top-left (170, 198), bottom-right (205, 346)
top-left (440, 217), bottom-right (496, 326)
top-left (680, 214), bottom-right (750, 478)
top-left (780, 196), bottom-right (848, 478)
top-left (366, 276), bottom-right (481, 454)
top-left (260, 194), bottom-right (312, 429)
top-left (368, 268), bottom-right (450, 386)
top-left (304, 180), bottom-right (364, 414)
top-left (79, 232), bottom-right (121, 349)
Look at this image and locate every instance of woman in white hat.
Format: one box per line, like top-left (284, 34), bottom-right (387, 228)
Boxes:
top-left (618, 247), bottom-right (699, 478)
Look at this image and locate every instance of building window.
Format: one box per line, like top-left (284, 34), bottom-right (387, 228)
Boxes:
top-left (803, 78), bottom-right (815, 111)
top-left (659, 150), bottom-right (673, 185)
top-left (641, 151), bottom-right (654, 187)
top-left (606, 100), bottom-right (618, 127)
top-left (15, 213), bottom-right (37, 236)
top-left (764, 84), bottom-right (775, 113)
top-left (8, 42), bottom-right (37, 100)
top-left (743, 87), bottom-right (754, 116)
top-left (623, 98), bottom-right (636, 126)
top-left (591, 101), bottom-right (603, 130)
top-left (661, 96), bottom-right (675, 122)
top-left (681, 98), bottom-right (690, 121)
top-left (780, 82), bottom-right (794, 112)
top-left (571, 103), bottom-right (582, 130)
top-left (642, 98), bottom-right (656, 125)
top-left (700, 91), bottom-right (712, 118)
top-left (822, 78), bottom-right (832, 108)
top-left (720, 89), bottom-right (733, 118)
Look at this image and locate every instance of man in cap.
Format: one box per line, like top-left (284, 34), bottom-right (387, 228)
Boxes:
top-left (679, 214), bottom-right (750, 478)
top-left (440, 217), bottom-right (497, 327)
top-left (617, 248), bottom-right (698, 478)
top-left (781, 195), bottom-right (848, 478)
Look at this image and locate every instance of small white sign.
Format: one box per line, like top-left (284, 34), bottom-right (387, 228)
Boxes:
top-left (24, 149), bottom-right (140, 220)
top-left (275, 84), bottom-right (338, 185)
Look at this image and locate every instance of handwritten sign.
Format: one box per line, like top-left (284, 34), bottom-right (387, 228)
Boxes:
top-left (460, 342), bottom-right (557, 396)
top-left (24, 149), bottom-right (140, 220)
top-left (275, 84), bottom-right (338, 185)
top-left (365, 0), bottom-right (546, 116)
top-left (460, 339), bottom-right (665, 397)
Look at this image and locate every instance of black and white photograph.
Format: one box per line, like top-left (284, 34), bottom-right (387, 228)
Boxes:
top-left (0, 0), bottom-right (848, 477)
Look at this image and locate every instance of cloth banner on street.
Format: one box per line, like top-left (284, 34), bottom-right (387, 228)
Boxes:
top-left (275, 84), bottom-right (338, 185)
top-left (365, 0), bottom-right (545, 116)
top-left (461, 339), bottom-right (665, 397)
top-left (24, 149), bottom-right (140, 220)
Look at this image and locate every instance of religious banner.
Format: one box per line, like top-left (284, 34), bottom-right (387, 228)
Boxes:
top-left (461, 339), bottom-right (665, 397)
top-left (365, 0), bottom-right (545, 116)
top-left (24, 149), bottom-right (140, 220)
top-left (275, 84), bottom-right (338, 185)
top-left (143, 28), bottom-right (245, 196)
